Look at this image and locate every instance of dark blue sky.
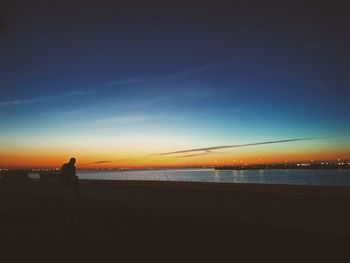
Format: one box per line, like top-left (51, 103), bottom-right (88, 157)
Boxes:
top-left (1, 0), bottom-right (349, 166)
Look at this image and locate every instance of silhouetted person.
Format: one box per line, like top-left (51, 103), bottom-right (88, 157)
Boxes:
top-left (61, 157), bottom-right (80, 197)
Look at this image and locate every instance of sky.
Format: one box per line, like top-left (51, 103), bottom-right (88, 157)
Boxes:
top-left (1, 0), bottom-right (350, 168)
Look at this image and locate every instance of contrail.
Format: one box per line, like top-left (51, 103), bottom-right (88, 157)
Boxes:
top-left (172, 152), bottom-right (212, 158)
top-left (80, 156), bottom-right (151, 165)
top-left (159, 137), bottom-right (318, 156)
top-left (80, 160), bottom-right (113, 165)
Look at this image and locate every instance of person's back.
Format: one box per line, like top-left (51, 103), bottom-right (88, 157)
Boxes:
top-left (60, 157), bottom-right (80, 197)
top-left (61, 162), bottom-right (75, 184)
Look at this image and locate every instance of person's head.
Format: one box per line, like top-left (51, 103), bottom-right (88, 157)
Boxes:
top-left (69, 157), bottom-right (76, 165)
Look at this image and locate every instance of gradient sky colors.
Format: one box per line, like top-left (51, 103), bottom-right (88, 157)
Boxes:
top-left (1, 0), bottom-right (350, 169)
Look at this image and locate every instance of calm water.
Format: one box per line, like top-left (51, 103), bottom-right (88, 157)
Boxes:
top-left (77, 169), bottom-right (350, 186)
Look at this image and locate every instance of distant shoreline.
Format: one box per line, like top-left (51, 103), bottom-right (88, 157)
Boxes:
top-left (1, 164), bottom-right (350, 172)
top-left (214, 163), bottom-right (350, 170)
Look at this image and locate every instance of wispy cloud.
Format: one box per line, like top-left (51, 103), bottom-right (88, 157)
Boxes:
top-left (81, 160), bottom-right (113, 165)
top-left (80, 156), bottom-right (149, 165)
top-left (96, 115), bottom-right (151, 125)
top-left (78, 113), bottom-right (154, 129)
top-left (105, 64), bottom-right (216, 86)
top-left (159, 138), bottom-right (320, 158)
top-left (172, 152), bottom-right (212, 158)
top-left (0, 89), bottom-right (97, 108)
top-left (0, 98), bottom-right (41, 107)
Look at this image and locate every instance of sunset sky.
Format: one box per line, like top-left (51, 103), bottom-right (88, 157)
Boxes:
top-left (1, 0), bottom-right (349, 169)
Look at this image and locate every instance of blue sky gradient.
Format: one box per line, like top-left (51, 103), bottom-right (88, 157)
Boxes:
top-left (1, 0), bottom-right (349, 167)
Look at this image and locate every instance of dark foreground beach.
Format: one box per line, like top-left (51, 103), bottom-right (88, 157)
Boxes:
top-left (1, 179), bottom-right (350, 262)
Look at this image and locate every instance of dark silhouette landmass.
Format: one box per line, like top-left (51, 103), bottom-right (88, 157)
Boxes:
top-left (0, 174), bottom-right (349, 262)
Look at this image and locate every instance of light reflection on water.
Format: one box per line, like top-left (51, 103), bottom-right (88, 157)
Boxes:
top-left (77, 169), bottom-right (350, 186)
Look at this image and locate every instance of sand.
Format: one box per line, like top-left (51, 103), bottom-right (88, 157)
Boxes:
top-left (1, 179), bottom-right (350, 262)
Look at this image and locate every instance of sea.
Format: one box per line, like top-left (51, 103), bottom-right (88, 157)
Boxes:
top-left (77, 168), bottom-right (350, 186)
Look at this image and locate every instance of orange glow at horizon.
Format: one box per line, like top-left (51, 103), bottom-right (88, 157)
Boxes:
top-left (1, 147), bottom-right (349, 169)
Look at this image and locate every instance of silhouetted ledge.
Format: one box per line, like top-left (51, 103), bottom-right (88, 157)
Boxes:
top-left (1, 176), bottom-right (350, 198)
top-left (78, 179), bottom-right (350, 198)
top-left (1, 178), bottom-right (350, 261)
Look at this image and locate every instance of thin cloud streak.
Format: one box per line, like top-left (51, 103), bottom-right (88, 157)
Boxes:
top-left (89, 114), bottom-right (152, 126)
top-left (172, 152), bottom-right (211, 158)
top-left (0, 89), bottom-right (97, 108)
top-left (81, 160), bottom-right (113, 165)
top-left (80, 156), bottom-right (151, 165)
top-left (160, 138), bottom-right (319, 156)
top-left (0, 98), bottom-right (41, 107)
top-left (106, 64), bottom-right (216, 86)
